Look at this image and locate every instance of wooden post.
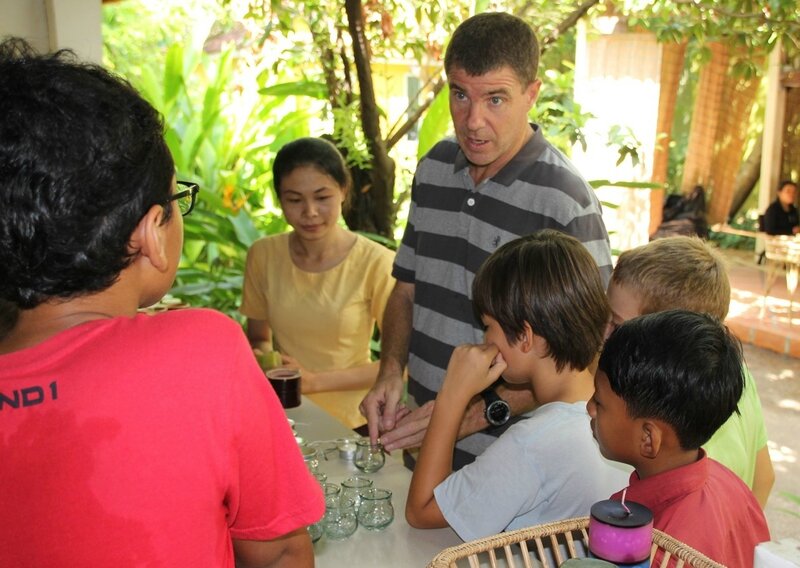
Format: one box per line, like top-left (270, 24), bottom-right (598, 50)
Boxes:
top-left (758, 41), bottom-right (787, 256)
top-left (650, 42), bottom-right (687, 236)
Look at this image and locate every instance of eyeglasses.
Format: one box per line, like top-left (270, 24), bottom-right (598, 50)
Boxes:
top-left (166, 181), bottom-right (200, 216)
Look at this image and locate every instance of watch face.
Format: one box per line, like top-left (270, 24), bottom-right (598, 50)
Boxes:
top-left (487, 401), bottom-right (511, 426)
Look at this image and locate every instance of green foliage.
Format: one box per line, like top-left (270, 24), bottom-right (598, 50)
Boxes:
top-left (104, 1), bottom-right (311, 321)
top-left (624, 0), bottom-right (800, 55)
top-left (606, 125), bottom-right (643, 167)
top-left (531, 64), bottom-right (593, 155)
top-left (417, 87), bottom-right (452, 160)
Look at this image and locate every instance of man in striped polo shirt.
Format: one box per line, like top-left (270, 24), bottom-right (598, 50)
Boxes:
top-left (360, 12), bottom-right (612, 470)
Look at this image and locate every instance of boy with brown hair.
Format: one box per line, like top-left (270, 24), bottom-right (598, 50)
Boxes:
top-left (608, 236), bottom-right (774, 507)
top-left (405, 230), bottom-right (629, 540)
top-left (589, 310), bottom-right (770, 566)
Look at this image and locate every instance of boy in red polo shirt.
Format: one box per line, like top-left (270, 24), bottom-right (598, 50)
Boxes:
top-left (588, 310), bottom-right (770, 567)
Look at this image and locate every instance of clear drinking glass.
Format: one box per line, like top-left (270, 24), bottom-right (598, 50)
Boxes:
top-left (356, 488), bottom-right (394, 531)
top-left (354, 439), bottom-right (385, 473)
top-left (323, 496), bottom-right (358, 540)
top-left (340, 475), bottom-right (373, 511)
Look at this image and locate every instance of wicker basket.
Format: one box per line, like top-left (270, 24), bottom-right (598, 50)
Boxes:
top-left (426, 516), bottom-right (726, 568)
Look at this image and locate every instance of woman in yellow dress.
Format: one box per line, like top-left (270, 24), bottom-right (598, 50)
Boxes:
top-left (240, 137), bottom-right (395, 430)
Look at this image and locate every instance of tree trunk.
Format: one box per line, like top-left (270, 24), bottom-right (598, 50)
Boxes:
top-left (342, 0), bottom-right (395, 237)
top-left (728, 135), bottom-right (762, 219)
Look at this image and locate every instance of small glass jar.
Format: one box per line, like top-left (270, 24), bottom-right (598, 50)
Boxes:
top-left (356, 488), bottom-right (394, 531)
top-left (340, 475), bottom-right (373, 511)
top-left (307, 520), bottom-right (324, 543)
top-left (300, 445), bottom-right (320, 473)
top-left (321, 483), bottom-right (341, 505)
top-left (323, 496), bottom-right (358, 540)
top-left (354, 439), bottom-right (385, 473)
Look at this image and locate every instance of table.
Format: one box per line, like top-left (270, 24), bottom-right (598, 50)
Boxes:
top-left (760, 235), bottom-right (800, 321)
top-left (286, 398), bottom-right (462, 568)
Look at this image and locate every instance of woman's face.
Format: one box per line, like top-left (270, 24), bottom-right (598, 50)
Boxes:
top-left (278, 165), bottom-right (346, 242)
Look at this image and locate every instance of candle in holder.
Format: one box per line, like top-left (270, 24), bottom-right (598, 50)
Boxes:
top-left (589, 493), bottom-right (653, 567)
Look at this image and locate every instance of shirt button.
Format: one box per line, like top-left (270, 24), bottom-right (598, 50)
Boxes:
top-left (467, 198), bottom-right (475, 206)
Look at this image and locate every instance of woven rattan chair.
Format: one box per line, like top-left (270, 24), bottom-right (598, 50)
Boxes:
top-left (426, 516), bottom-right (726, 568)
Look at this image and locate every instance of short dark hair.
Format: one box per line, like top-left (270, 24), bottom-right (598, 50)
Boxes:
top-left (472, 230), bottom-right (610, 372)
top-left (444, 12), bottom-right (540, 86)
top-left (599, 310), bottom-right (745, 450)
top-left (778, 179), bottom-right (797, 191)
top-left (272, 137), bottom-right (351, 201)
top-left (0, 37), bottom-right (174, 309)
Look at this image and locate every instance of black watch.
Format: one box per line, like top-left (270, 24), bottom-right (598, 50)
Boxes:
top-left (481, 387), bottom-right (511, 427)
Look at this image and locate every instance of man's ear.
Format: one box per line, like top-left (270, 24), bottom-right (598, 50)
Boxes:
top-left (129, 204), bottom-right (169, 272)
top-left (525, 79), bottom-right (542, 108)
top-left (639, 420), bottom-right (663, 459)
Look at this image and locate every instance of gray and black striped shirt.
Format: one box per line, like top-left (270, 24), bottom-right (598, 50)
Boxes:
top-left (394, 125), bottom-right (612, 469)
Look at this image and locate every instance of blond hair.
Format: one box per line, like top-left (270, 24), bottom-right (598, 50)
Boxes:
top-left (611, 236), bottom-right (730, 319)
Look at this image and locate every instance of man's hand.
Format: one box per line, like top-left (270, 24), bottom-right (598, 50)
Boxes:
top-left (359, 370), bottom-right (406, 445)
top-left (379, 400), bottom-right (435, 452)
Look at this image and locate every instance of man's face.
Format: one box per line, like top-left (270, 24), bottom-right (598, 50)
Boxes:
top-left (448, 65), bottom-right (540, 184)
top-left (587, 370), bottom-right (637, 464)
top-left (606, 281), bottom-right (643, 336)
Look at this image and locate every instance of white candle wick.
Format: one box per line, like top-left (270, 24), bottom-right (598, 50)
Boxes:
top-left (620, 487), bottom-right (632, 515)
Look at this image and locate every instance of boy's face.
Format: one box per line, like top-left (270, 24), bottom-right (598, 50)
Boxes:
top-left (481, 315), bottom-right (528, 384)
top-left (606, 281), bottom-right (644, 333)
top-left (587, 370), bottom-right (638, 465)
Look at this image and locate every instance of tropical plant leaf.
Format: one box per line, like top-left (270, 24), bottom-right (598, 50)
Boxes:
top-left (259, 80), bottom-right (328, 99)
top-left (417, 86), bottom-right (451, 160)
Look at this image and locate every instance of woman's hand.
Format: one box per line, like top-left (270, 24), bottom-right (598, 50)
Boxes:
top-left (280, 354), bottom-right (318, 393)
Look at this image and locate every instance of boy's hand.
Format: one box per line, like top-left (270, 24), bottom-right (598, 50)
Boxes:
top-left (440, 343), bottom-right (507, 403)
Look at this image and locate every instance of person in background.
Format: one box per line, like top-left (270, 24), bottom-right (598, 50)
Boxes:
top-left (608, 236), bottom-right (775, 507)
top-left (0, 38), bottom-right (322, 567)
top-left (406, 231), bottom-right (630, 540)
top-left (589, 310), bottom-right (770, 567)
top-left (240, 137), bottom-right (395, 432)
top-left (763, 179), bottom-right (799, 236)
top-left (360, 12), bottom-right (612, 470)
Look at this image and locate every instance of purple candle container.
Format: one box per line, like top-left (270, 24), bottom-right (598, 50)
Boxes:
top-left (589, 499), bottom-right (653, 565)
